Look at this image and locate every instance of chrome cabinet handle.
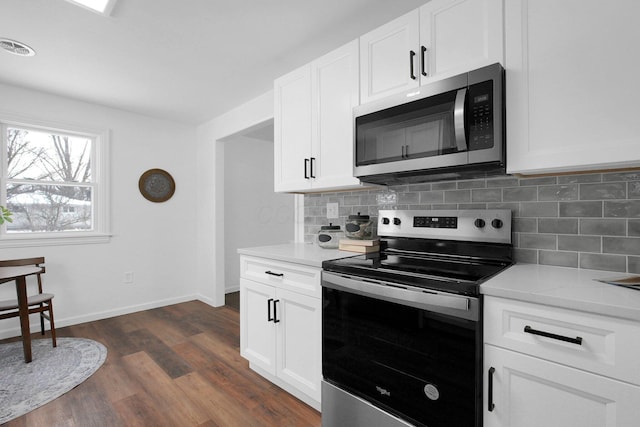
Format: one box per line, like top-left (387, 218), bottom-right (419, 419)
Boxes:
top-left (524, 325), bottom-right (583, 345)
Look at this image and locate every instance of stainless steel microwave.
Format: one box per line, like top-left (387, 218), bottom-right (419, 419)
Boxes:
top-left (354, 63), bottom-right (505, 185)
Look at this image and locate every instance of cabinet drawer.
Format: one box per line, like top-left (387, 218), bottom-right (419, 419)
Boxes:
top-left (240, 256), bottom-right (321, 298)
top-left (484, 296), bottom-right (640, 385)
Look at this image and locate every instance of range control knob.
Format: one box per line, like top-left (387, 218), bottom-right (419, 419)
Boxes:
top-left (382, 217), bottom-right (390, 225)
top-left (492, 219), bottom-right (504, 229)
top-left (393, 218), bottom-right (402, 225)
top-left (474, 218), bottom-right (486, 228)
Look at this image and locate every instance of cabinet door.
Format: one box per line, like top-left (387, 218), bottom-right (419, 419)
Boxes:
top-left (276, 288), bottom-right (322, 402)
top-left (420, 0), bottom-right (503, 83)
top-left (484, 345), bottom-right (640, 427)
top-left (311, 39), bottom-right (361, 191)
top-left (240, 279), bottom-right (276, 375)
top-left (274, 65), bottom-right (312, 192)
top-left (506, 0), bottom-right (640, 174)
top-left (360, 10), bottom-right (420, 104)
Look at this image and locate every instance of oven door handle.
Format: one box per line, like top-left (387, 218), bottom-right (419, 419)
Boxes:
top-left (322, 271), bottom-right (475, 317)
top-left (453, 88), bottom-right (468, 152)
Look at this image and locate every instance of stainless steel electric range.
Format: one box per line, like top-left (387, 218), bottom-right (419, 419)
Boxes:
top-left (321, 209), bottom-right (513, 427)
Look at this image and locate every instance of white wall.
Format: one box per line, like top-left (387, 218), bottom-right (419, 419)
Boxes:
top-left (196, 91), bottom-right (276, 306)
top-left (0, 83), bottom-right (199, 339)
top-left (223, 134), bottom-right (294, 293)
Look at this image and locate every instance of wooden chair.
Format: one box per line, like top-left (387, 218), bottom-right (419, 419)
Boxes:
top-left (0, 257), bottom-right (56, 347)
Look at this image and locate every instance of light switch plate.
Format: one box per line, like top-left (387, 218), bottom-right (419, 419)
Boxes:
top-left (326, 203), bottom-right (339, 219)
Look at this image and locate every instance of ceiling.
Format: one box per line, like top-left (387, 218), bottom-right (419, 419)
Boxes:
top-left (0, 0), bottom-right (427, 125)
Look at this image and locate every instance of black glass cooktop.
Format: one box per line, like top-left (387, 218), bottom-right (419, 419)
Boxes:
top-left (322, 239), bottom-right (513, 296)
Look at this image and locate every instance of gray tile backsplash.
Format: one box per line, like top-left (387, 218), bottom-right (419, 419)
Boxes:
top-left (304, 171), bottom-right (640, 274)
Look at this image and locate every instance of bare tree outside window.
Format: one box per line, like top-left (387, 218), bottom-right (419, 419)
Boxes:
top-left (5, 127), bottom-right (94, 232)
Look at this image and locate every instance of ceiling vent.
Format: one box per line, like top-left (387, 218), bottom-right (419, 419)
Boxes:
top-left (0, 39), bottom-right (36, 57)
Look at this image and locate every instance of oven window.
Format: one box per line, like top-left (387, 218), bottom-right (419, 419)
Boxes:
top-left (355, 90), bottom-right (460, 166)
top-left (322, 287), bottom-right (479, 427)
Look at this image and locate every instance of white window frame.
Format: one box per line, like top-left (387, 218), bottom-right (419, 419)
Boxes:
top-left (0, 114), bottom-right (110, 247)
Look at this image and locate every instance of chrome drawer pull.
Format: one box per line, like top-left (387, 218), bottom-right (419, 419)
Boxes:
top-left (524, 325), bottom-right (583, 345)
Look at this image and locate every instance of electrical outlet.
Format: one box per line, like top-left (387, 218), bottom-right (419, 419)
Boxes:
top-left (124, 272), bottom-right (134, 284)
top-left (327, 203), bottom-right (339, 219)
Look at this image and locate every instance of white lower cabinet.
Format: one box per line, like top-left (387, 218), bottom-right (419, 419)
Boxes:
top-left (484, 296), bottom-right (640, 427)
top-left (239, 256), bottom-right (321, 409)
top-left (484, 345), bottom-right (640, 427)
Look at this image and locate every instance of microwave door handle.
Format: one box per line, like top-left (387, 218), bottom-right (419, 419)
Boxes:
top-left (454, 88), bottom-right (468, 151)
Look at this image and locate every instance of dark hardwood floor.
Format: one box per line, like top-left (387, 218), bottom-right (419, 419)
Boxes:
top-left (1, 299), bottom-right (321, 427)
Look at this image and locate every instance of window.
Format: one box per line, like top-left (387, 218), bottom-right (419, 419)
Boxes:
top-left (1, 117), bottom-right (109, 246)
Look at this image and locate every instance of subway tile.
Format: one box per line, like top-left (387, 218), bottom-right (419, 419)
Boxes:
top-left (419, 191), bottom-right (445, 204)
top-left (407, 183), bottom-right (432, 192)
top-left (487, 177), bottom-right (519, 188)
top-left (503, 187), bottom-right (538, 202)
top-left (457, 203), bottom-right (487, 210)
top-left (519, 176), bottom-right (557, 186)
top-left (432, 204), bottom-right (458, 210)
top-left (487, 203), bottom-right (520, 215)
top-left (580, 253), bottom-right (627, 272)
top-left (629, 181), bottom-right (640, 199)
top-left (513, 218), bottom-right (537, 233)
top-left (539, 251), bottom-right (579, 268)
top-left (559, 201), bottom-right (602, 217)
top-left (558, 173), bottom-right (602, 184)
top-left (431, 181), bottom-right (457, 190)
top-left (605, 200), bottom-right (640, 218)
top-left (343, 195), bottom-right (361, 205)
top-left (579, 218), bottom-right (626, 236)
top-left (472, 188), bottom-right (502, 202)
top-left (558, 235), bottom-right (601, 252)
top-left (603, 171), bottom-right (640, 182)
top-left (579, 182), bottom-right (626, 200)
top-left (629, 220), bottom-right (640, 237)
top-left (444, 190), bottom-right (471, 203)
top-left (398, 192), bottom-right (420, 205)
top-left (538, 218), bottom-right (578, 234)
top-left (457, 179), bottom-right (486, 189)
top-left (513, 248), bottom-right (538, 264)
top-left (520, 202), bottom-right (558, 217)
top-left (538, 184), bottom-right (578, 201)
top-left (603, 237), bottom-right (640, 255)
top-left (629, 257), bottom-right (640, 274)
top-left (519, 233), bottom-right (556, 250)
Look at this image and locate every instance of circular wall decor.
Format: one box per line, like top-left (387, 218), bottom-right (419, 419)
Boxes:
top-left (138, 168), bottom-right (175, 202)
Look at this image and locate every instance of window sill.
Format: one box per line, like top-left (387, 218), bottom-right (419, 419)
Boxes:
top-left (0, 232), bottom-right (111, 248)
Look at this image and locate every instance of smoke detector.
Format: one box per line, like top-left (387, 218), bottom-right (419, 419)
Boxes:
top-left (0, 39), bottom-right (36, 57)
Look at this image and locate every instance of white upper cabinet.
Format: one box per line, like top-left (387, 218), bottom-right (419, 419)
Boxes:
top-left (360, 0), bottom-right (504, 104)
top-left (274, 40), bottom-right (361, 193)
top-left (506, 0), bottom-right (640, 174)
top-left (274, 66), bottom-right (312, 192)
top-left (359, 11), bottom-right (420, 103)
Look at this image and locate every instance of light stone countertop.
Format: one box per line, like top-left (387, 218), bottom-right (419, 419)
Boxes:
top-left (237, 242), bottom-right (356, 268)
top-left (481, 263), bottom-right (640, 322)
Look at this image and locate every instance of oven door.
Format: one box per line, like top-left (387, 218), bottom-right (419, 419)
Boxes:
top-left (322, 271), bottom-right (482, 427)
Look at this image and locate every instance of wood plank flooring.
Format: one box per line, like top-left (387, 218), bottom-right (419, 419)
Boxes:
top-left (1, 299), bottom-right (321, 427)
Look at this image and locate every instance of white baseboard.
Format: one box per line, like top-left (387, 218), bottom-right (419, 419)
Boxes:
top-left (0, 293), bottom-right (224, 340)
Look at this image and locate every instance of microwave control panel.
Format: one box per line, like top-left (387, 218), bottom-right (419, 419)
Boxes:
top-left (468, 80), bottom-right (494, 151)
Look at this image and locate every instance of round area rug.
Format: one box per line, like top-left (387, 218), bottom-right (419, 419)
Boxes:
top-left (0, 337), bottom-right (107, 424)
